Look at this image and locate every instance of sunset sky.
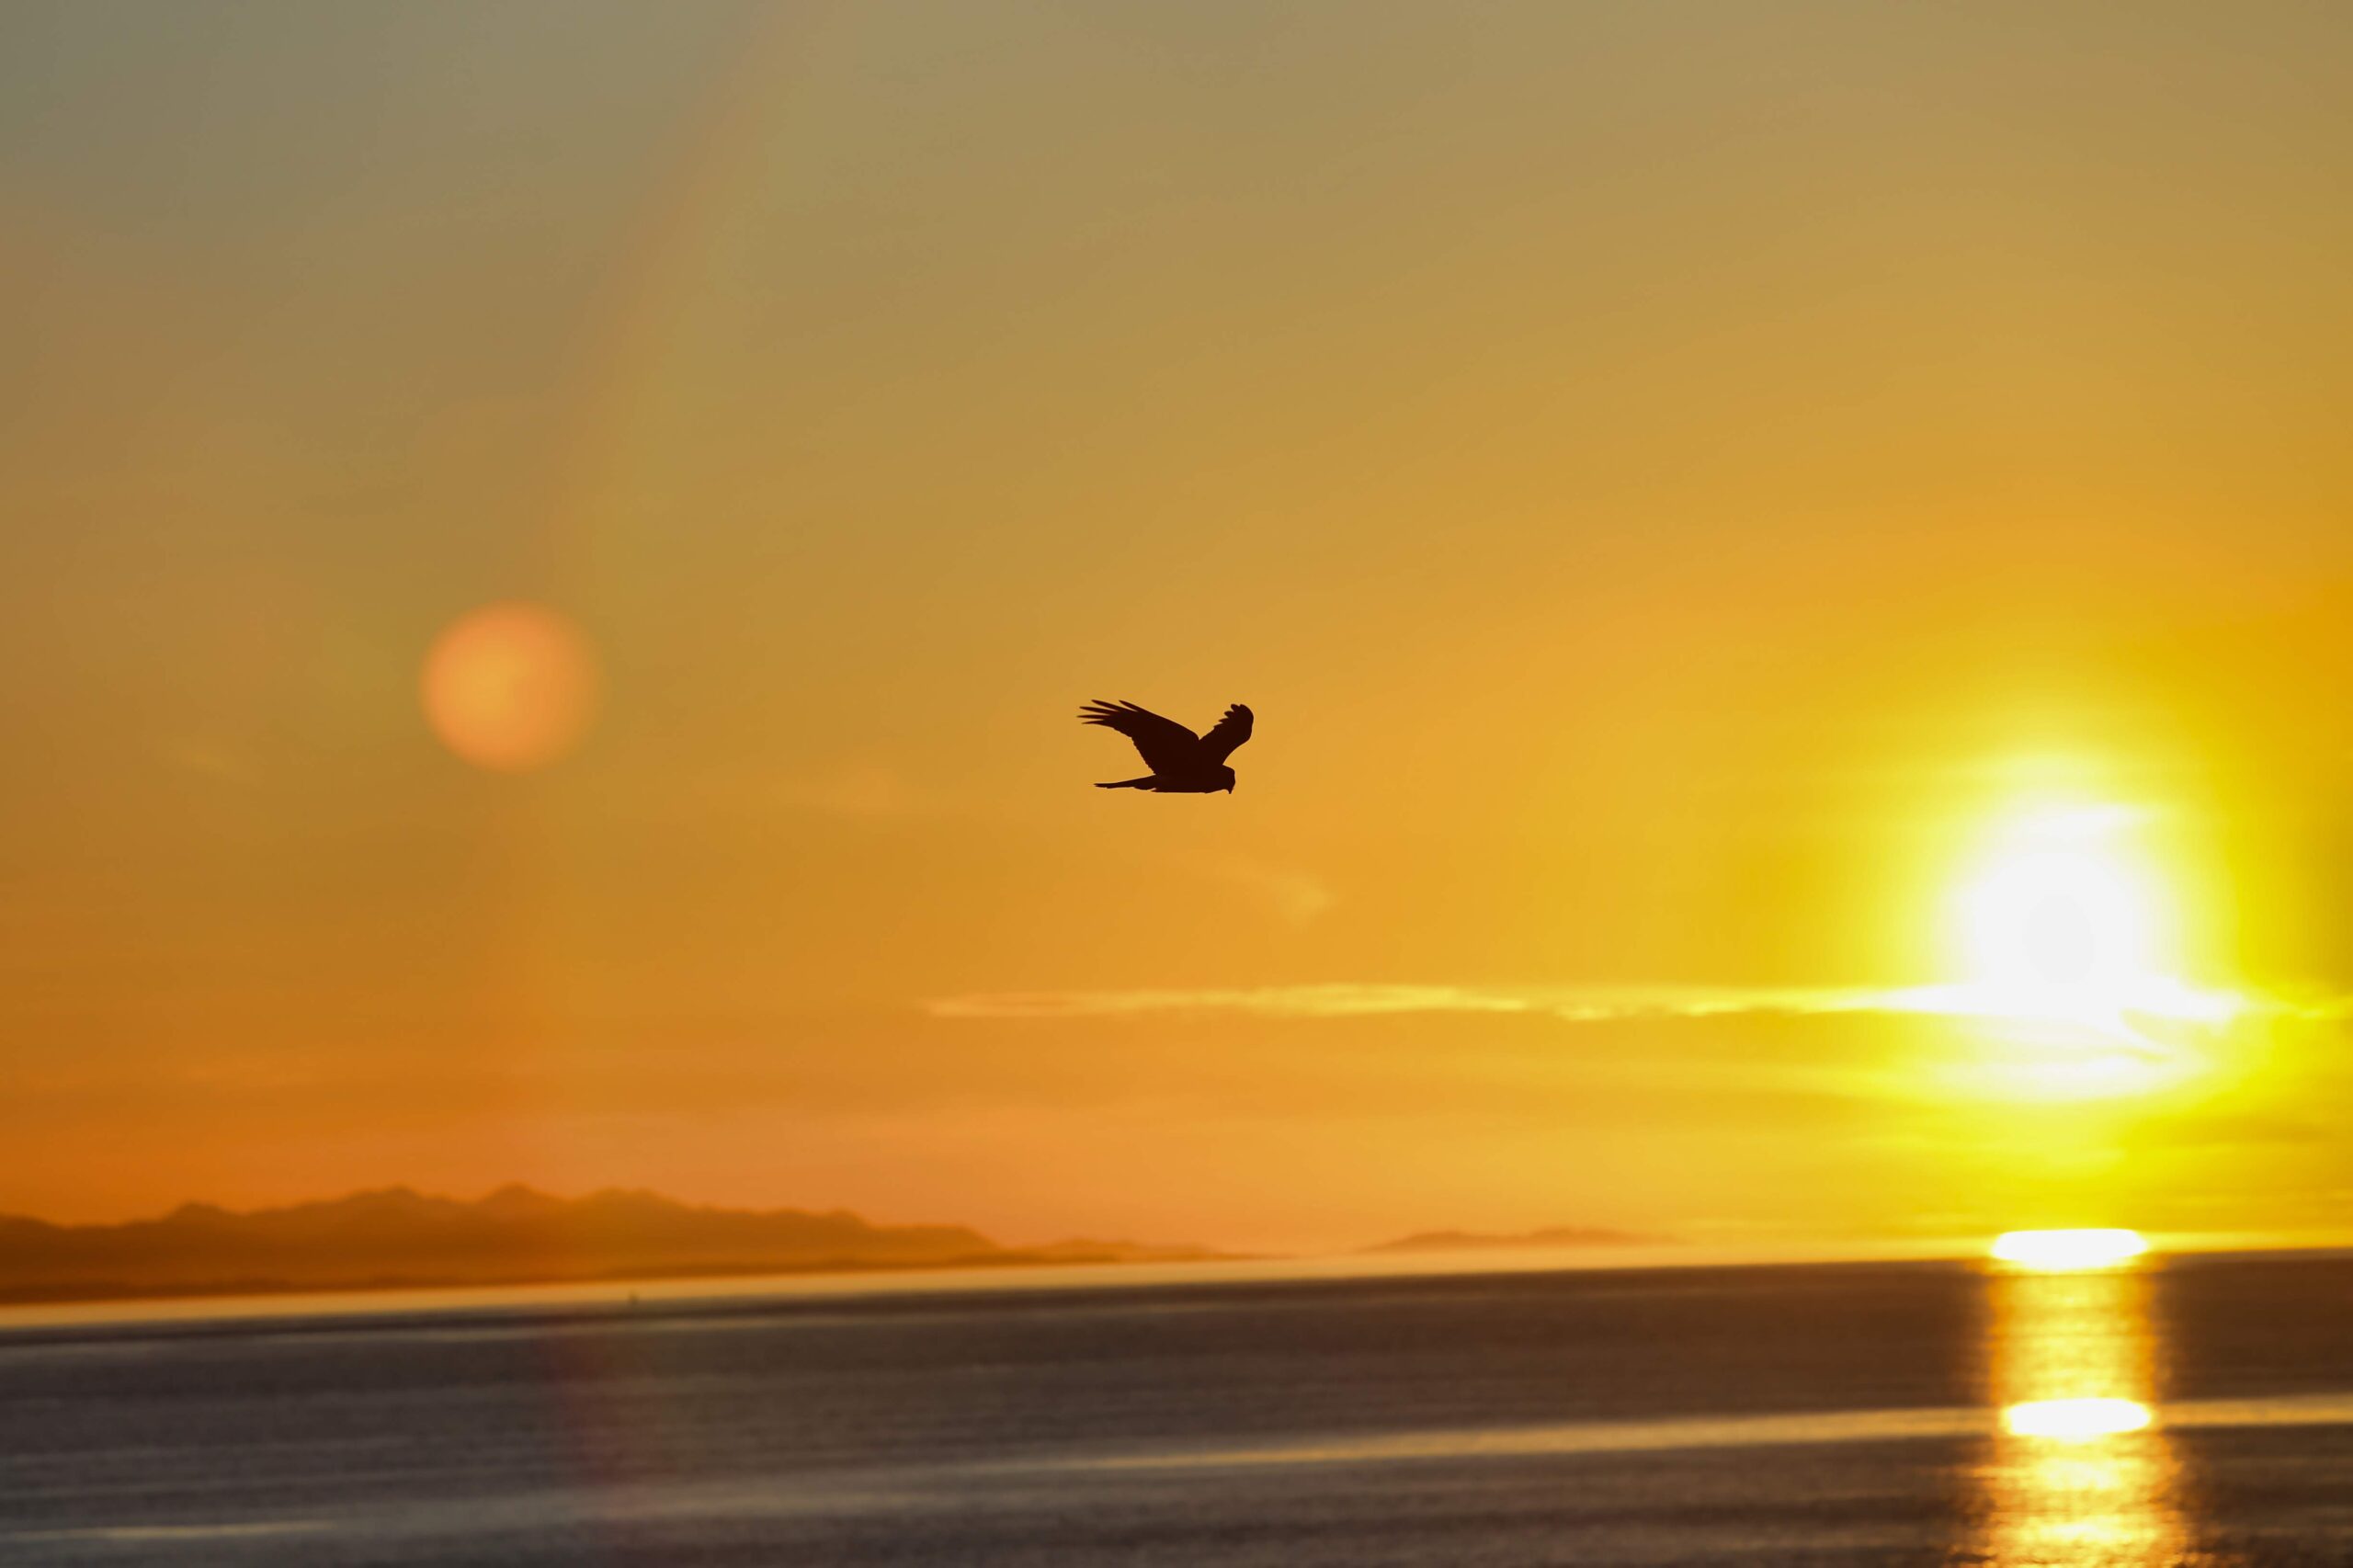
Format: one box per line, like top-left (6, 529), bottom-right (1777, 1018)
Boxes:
top-left (6, 2), bottom-right (2353, 1252)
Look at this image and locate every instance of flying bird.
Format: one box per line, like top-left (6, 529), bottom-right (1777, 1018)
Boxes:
top-left (1080, 699), bottom-right (1253, 793)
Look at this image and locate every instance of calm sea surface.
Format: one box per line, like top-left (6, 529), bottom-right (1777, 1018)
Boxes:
top-left (6, 1252), bottom-right (2353, 1565)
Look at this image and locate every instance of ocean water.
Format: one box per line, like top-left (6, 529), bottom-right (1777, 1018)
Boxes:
top-left (5, 1252), bottom-right (2353, 1565)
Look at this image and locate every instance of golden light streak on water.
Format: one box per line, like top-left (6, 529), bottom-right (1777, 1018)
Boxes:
top-left (1978, 1255), bottom-right (2186, 1565)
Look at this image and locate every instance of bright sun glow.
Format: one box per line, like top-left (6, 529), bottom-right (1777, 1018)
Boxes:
top-left (2003, 1397), bottom-right (2154, 1441)
top-left (1990, 1228), bottom-right (2148, 1271)
top-left (1928, 798), bottom-right (2243, 1101)
top-left (1957, 805), bottom-right (2166, 1017)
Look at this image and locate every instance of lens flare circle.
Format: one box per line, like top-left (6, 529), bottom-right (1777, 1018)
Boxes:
top-left (421, 602), bottom-right (600, 772)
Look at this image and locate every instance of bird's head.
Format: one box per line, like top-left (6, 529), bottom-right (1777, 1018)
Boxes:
top-left (1216, 765), bottom-right (1236, 793)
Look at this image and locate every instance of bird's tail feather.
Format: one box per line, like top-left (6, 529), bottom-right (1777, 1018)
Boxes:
top-left (1096, 777), bottom-right (1154, 790)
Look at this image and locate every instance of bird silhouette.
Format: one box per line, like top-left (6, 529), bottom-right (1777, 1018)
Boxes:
top-left (1080, 699), bottom-right (1253, 792)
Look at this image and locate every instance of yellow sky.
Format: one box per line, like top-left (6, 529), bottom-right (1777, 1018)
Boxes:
top-left (6, 2), bottom-right (2353, 1250)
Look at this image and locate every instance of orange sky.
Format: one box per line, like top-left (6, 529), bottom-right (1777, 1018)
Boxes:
top-left (6, 2), bottom-right (2353, 1251)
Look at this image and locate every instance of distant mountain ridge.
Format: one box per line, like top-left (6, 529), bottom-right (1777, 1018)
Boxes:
top-left (0, 1186), bottom-right (1222, 1304)
top-left (1360, 1224), bottom-right (1662, 1255)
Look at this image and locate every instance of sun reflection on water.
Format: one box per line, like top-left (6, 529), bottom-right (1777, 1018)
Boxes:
top-left (1980, 1246), bottom-right (2185, 1565)
top-left (1992, 1228), bottom-right (2149, 1271)
top-left (2004, 1397), bottom-right (2152, 1440)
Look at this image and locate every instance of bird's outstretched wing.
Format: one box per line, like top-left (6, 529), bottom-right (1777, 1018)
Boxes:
top-left (1199, 703), bottom-right (1253, 764)
top-left (1079, 699), bottom-right (1200, 774)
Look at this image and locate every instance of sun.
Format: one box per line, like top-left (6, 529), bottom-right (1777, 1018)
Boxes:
top-left (1928, 798), bottom-right (2240, 1101)
top-left (1955, 804), bottom-right (2165, 1018)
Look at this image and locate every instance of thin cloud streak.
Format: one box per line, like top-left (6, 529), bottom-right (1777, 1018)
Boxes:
top-left (926, 980), bottom-right (2288, 1030)
top-left (929, 983), bottom-right (1908, 1023)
